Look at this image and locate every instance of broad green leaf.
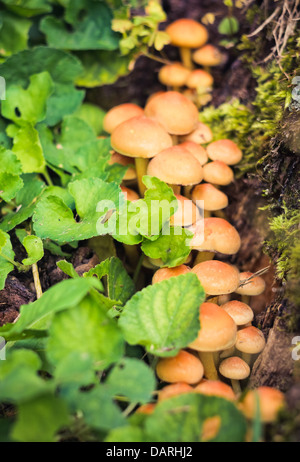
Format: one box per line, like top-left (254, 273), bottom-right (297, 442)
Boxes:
top-left (141, 226), bottom-right (193, 267)
top-left (12, 394), bottom-right (70, 443)
top-left (0, 147), bottom-right (23, 201)
top-left (0, 47), bottom-right (84, 126)
top-left (63, 385), bottom-right (126, 432)
top-left (56, 260), bottom-right (80, 279)
top-left (0, 277), bottom-right (101, 340)
top-left (46, 293), bottom-right (124, 368)
top-left (1, 0), bottom-right (52, 17)
top-left (0, 229), bottom-right (15, 290)
top-left (54, 352), bottom-right (97, 387)
top-left (40, 0), bottom-right (119, 51)
top-left (145, 394), bottom-right (247, 442)
top-left (7, 122), bottom-right (46, 173)
top-left (84, 257), bottom-right (135, 304)
top-left (33, 178), bottom-right (124, 244)
top-left (0, 12), bottom-right (31, 57)
top-left (73, 102), bottom-right (106, 135)
top-left (75, 50), bottom-right (131, 87)
top-left (119, 273), bottom-right (204, 357)
top-left (1, 72), bottom-right (53, 126)
top-left (107, 358), bottom-right (156, 404)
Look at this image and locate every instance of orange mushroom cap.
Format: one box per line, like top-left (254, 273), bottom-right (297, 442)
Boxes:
top-left (152, 265), bottom-right (191, 284)
top-left (103, 103), bottom-right (144, 134)
top-left (207, 139), bottom-right (242, 165)
top-left (156, 350), bottom-right (204, 385)
top-left (240, 386), bottom-right (285, 423)
top-left (192, 260), bottom-right (240, 295)
top-left (166, 18), bottom-right (208, 49)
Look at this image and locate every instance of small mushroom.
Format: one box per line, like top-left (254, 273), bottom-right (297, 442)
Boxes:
top-left (156, 350), bottom-right (204, 385)
top-left (180, 121), bottom-right (213, 144)
top-left (192, 183), bottom-right (228, 214)
top-left (109, 152), bottom-right (136, 181)
top-left (236, 271), bottom-right (266, 305)
top-left (165, 19), bottom-right (208, 69)
top-left (192, 260), bottom-right (240, 296)
top-left (192, 44), bottom-right (224, 70)
top-left (103, 103), bottom-right (144, 134)
top-left (240, 386), bottom-right (285, 423)
top-left (194, 379), bottom-right (236, 401)
top-left (202, 160), bottom-right (234, 186)
top-left (221, 300), bottom-right (254, 328)
top-left (219, 356), bottom-right (250, 395)
top-left (120, 185), bottom-right (139, 202)
top-left (152, 265), bottom-right (191, 284)
top-left (188, 302), bottom-right (237, 380)
top-left (158, 62), bottom-right (191, 91)
top-left (170, 194), bottom-right (201, 227)
top-left (207, 139), bottom-right (242, 165)
top-left (235, 325), bottom-right (266, 365)
top-left (157, 382), bottom-right (193, 402)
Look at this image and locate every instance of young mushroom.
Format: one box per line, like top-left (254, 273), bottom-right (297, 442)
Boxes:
top-left (192, 183), bottom-right (228, 216)
top-left (103, 103), bottom-right (144, 134)
top-left (156, 350), bottom-right (204, 385)
top-left (165, 18), bottom-right (208, 69)
top-left (221, 300), bottom-right (254, 328)
top-left (235, 325), bottom-right (266, 365)
top-left (170, 194), bottom-right (201, 228)
top-left (109, 152), bottom-right (136, 182)
top-left (147, 145), bottom-right (203, 194)
top-left (180, 121), bottom-right (213, 145)
top-left (120, 185), bottom-right (140, 202)
top-left (157, 382), bottom-right (193, 402)
top-left (111, 115), bottom-right (172, 195)
top-left (236, 271), bottom-right (266, 305)
top-left (192, 260), bottom-right (240, 296)
top-left (158, 62), bottom-right (191, 91)
top-left (207, 139), bottom-right (242, 165)
top-left (152, 265), bottom-right (191, 284)
top-left (188, 302), bottom-right (237, 380)
top-left (194, 380), bottom-right (236, 401)
top-left (144, 91), bottom-right (199, 144)
top-left (202, 161), bottom-right (234, 186)
top-left (219, 356), bottom-right (250, 395)
top-left (239, 386), bottom-right (285, 423)
top-left (192, 44), bottom-right (224, 70)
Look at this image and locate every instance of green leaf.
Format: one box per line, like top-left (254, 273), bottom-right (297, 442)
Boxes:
top-left (0, 147), bottom-right (23, 202)
top-left (0, 47), bottom-right (85, 126)
top-left (0, 277), bottom-right (101, 340)
top-left (0, 12), bottom-right (31, 57)
top-left (119, 273), bottom-right (204, 357)
top-left (144, 394), bottom-right (247, 442)
top-left (7, 122), bottom-right (46, 174)
top-left (40, 0), bottom-right (119, 50)
top-left (46, 293), bottom-right (124, 368)
top-left (1, 72), bottom-right (54, 126)
top-left (141, 226), bottom-right (192, 267)
top-left (21, 235), bottom-right (44, 266)
top-left (56, 260), bottom-right (80, 279)
top-left (107, 358), bottom-right (156, 404)
top-left (218, 16), bottom-right (239, 35)
top-left (0, 229), bottom-right (15, 290)
top-left (75, 50), bottom-right (131, 87)
top-left (105, 426), bottom-right (145, 442)
top-left (33, 178), bottom-right (124, 244)
top-left (73, 103), bottom-right (106, 135)
top-left (12, 394), bottom-right (70, 442)
top-left (64, 385), bottom-right (126, 432)
top-left (54, 352), bottom-right (97, 387)
top-left (84, 257), bottom-right (135, 304)
top-left (1, 0), bottom-right (52, 17)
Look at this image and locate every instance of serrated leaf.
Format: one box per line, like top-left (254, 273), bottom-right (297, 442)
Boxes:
top-left (144, 394), bottom-right (247, 442)
top-left (0, 147), bottom-right (23, 201)
top-left (46, 293), bottom-right (124, 368)
top-left (119, 273), bottom-right (204, 357)
top-left (141, 226), bottom-right (192, 267)
top-left (107, 358), bottom-right (156, 404)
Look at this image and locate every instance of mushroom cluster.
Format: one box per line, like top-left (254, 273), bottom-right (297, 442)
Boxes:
top-left (101, 16), bottom-right (284, 440)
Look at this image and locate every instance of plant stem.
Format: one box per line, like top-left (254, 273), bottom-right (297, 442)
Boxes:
top-left (43, 167), bottom-right (53, 186)
top-left (122, 402), bottom-right (137, 417)
top-left (32, 263), bottom-right (43, 299)
top-left (135, 157), bottom-right (149, 196)
top-left (179, 47), bottom-right (193, 69)
top-left (133, 253), bottom-right (144, 285)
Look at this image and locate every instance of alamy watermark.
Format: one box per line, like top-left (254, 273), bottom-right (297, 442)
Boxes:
top-left (0, 337), bottom-right (6, 360)
top-left (0, 76), bottom-right (5, 101)
top-left (292, 336), bottom-right (300, 361)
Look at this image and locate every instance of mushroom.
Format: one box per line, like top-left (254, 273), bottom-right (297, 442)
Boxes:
top-left (157, 382), bottom-right (193, 402)
top-left (120, 185), bottom-right (139, 202)
top-left (188, 302), bottom-right (237, 380)
top-left (235, 325), bottom-right (266, 365)
top-left (190, 218), bottom-right (241, 265)
top-left (236, 271), bottom-right (266, 304)
top-left (158, 62), bottom-right (191, 91)
top-left (147, 145), bottom-right (203, 194)
top-left (192, 44), bottom-right (224, 70)
top-left (165, 18), bottom-right (208, 69)
top-left (111, 115), bottom-right (173, 195)
top-left (103, 103), bottom-right (144, 134)
top-left (180, 121), bottom-right (213, 144)
top-left (192, 183), bottom-right (228, 216)
top-left (219, 356), bottom-right (250, 395)
top-left (144, 91), bottom-right (199, 144)
top-left (178, 142), bottom-right (208, 197)
top-left (152, 264), bottom-right (191, 284)
top-left (207, 139), bottom-right (242, 165)
top-left (194, 379), bottom-right (236, 401)
top-left (202, 160), bottom-right (234, 186)
top-left (221, 300), bottom-right (254, 328)
top-left (186, 69), bottom-right (214, 91)
top-left (240, 386), bottom-right (285, 423)
top-left (156, 350), bottom-right (204, 385)
top-left (170, 194), bottom-right (201, 227)
top-left (192, 260), bottom-right (240, 296)
top-left (136, 403), bottom-right (156, 415)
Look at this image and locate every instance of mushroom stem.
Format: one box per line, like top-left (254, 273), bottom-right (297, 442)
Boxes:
top-left (124, 244), bottom-right (140, 267)
top-left (135, 157), bottom-right (149, 196)
top-left (241, 352), bottom-right (252, 366)
top-left (198, 351), bottom-right (219, 380)
top-left (183, 185), bottom-right (193, 198)
top-left (241, 295), bottom-right (251, 305)
top-left (180, 47), bottom-right (194, 70)
top-left (168, 184), bottom-right (181, 194)
top-left (194, 251), bottom-right (215, 265)
top-left (171, 135), bottom-right (178, 145)
top-left (231, 379), bottom-right (242, 396)
top-left (204, 210), bottom-right (211, 218)
top-left (213, 210), bottom-right (226, 219)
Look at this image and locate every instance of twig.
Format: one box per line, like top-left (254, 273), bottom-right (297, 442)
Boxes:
top-left (247, 7), bottom-right (281, 38)
top-left (238, 266), bottom-right (270, 288)
top-left (32, 263), bottom-right (43, 299)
